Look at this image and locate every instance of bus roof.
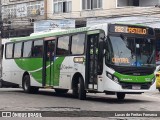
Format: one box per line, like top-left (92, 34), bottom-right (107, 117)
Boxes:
top-left (10, 23), bottom-right (154, 42)
top-left (11, 27), bottom-right (90, 42)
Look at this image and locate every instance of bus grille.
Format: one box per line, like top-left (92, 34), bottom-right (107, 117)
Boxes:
top-left (120, 82), bottom-right (151, 90)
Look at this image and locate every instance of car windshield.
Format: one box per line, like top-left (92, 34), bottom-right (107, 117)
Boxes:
top-left (105, 36), bottom-right (155, 67)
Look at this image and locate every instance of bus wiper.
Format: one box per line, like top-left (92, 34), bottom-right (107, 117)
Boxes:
top-left (120, 33), bottom-right (127, 41)
top-left (147, 50), bottom-right (155, 64)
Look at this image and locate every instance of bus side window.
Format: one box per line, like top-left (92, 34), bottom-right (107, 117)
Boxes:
top-left (23, 41), bottom-right (32, 58)
top-left (56, 36), bottom-right (69, 55)
top-left (14, 42), bottom-right (22, 58)
top-left (71, 34), bottom-right (85, 55)
top-left (1, 44), bottom-right (4, 59)
top-left (32, 40), bottom-right (43, 57)
top-left (6, 43), bottom-right (14, 59)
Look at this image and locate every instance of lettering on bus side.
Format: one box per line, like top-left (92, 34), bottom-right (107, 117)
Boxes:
top-left (56, 64), bottom-right (73, 70)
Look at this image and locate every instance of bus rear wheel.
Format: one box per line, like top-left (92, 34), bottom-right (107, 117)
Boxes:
top-left (22, 75), bottom-right (39, 93)
top-left (117, 93), bottom-right (125, 100)
top-left (0, 80), bottom-right (3, 88)
top-left (55, 89), bottom-right (68, 94)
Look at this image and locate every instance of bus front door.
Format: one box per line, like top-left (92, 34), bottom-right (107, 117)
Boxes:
top-left (43, 39), bottom-right (56, 87)
top-left (86, 34), bottom-right (99, 90)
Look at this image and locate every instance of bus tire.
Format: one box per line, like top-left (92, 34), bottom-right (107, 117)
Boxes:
top-left (117, 92), bottom-right (125, 100)
top-left (55, 89), bottom-right (68, 94)
top-left (22, 75), bottom-right (39, 93)
top-left (0, 80), bottom-right (3, 88)
top-left (72, 85), bottom-right (78, 97)
top-left (158, 89), bottom-right (160, 92)
top-left (78, 77), bottom-right (86, 100)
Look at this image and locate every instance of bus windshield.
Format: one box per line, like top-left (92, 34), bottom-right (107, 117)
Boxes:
top-left (106, 36), bottom-right (155, 67)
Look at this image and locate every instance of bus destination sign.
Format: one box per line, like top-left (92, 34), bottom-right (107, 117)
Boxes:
top-left (109, 24), bottom-right (154, 35)
top-left (114, 26), bottom-right (147, 35)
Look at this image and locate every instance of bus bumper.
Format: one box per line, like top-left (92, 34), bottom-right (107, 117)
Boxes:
top-left (98, 77), bottom-right (156, 93)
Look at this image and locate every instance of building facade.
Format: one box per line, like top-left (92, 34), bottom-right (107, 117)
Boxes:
top-left (1, 0), bottom-right (46, 37)
top-left (1, 0), bottom-right (160, 37)
top-left (47, 0), bottom-right (160, 21)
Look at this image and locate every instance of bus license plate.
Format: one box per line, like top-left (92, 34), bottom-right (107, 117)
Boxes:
top-left (132, 85), bottom-right (141, 90)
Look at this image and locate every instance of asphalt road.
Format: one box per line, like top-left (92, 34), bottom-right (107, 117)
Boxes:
top-left (0, 88), bottom-right (160, 120)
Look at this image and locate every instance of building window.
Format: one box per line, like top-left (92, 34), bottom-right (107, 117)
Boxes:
top-left (27, 1), bottom-right (44, 16)
top-left (117, 0), bottom-right (159, 7)
top-left (14, 42), bottom-right (22, 58)
top-left (82, 0), bottom-right (102, 10)
top-left (53, 0), bottom-right (72, 13)
top-left (117, 0), bottom-right (139, 7)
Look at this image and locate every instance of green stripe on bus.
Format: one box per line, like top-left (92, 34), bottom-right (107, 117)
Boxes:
top-left (14, 57), bottom-right (65, 86)
top-left (114, 72), bottom-right (154, 83)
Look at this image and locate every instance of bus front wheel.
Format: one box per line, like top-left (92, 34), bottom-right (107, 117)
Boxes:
top-left (116, 92), bottom-right (125, 100)
top-left (78, 77), bottom-right (86, 100)
top-left (22, 75), bottom-right (39, 93)
top-left (72, 76), bottom-right (86, 100)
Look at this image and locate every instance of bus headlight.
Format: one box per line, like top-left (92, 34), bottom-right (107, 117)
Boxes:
top-left (106, 72), bottom-right (119, 84)
top-left (107, 73), bottom-right (112, 79)
top-left (113, 77), bottom-right (119, 83)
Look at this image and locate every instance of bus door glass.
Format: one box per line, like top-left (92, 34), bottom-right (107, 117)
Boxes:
top-left (43, 38), bottom-right (56, 86)
top-left (86, 33), bottom-right (99, 89)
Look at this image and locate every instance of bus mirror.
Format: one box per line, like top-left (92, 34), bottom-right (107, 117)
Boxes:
top-left (98, 41), bottom-right (104, 75)
top-left (98, 41), bottom-right (104, 60)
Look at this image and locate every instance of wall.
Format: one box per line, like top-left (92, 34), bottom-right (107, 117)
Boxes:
top-left (2, 0), bottom-right (37, 5)
top-left (103, 0), bottom-right (117, 9)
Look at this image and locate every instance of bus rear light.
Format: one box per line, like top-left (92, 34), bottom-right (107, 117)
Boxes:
top-left (156, 74), bottom-right (160, 77)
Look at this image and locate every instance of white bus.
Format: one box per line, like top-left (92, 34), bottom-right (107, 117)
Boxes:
top-left (0, 23), bottom-right (156, 100)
